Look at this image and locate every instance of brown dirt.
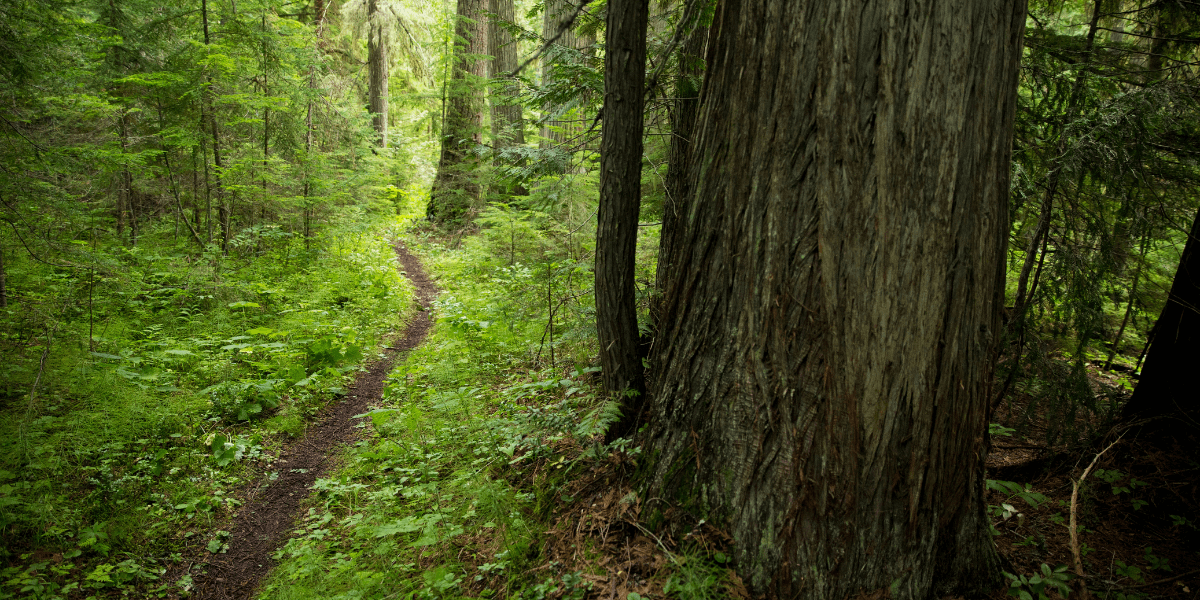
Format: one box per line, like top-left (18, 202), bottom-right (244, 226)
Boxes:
top-left (184, 241), bottom-right (438, 600)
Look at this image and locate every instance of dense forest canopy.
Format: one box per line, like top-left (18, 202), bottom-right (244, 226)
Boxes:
top-left (0, 0), bottom-right (1198, 598)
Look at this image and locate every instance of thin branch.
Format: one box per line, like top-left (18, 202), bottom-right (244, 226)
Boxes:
top-left (1071, 433), bottom-right (1126, 600)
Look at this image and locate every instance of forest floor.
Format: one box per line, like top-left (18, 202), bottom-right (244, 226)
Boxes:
top-left (177, 242), bottom-right (438, 600)
top-left (985, 396), bottom-right (1200, 600)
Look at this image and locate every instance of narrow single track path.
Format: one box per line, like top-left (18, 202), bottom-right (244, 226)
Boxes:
top-left (188, 242), bottom-right (437, 600)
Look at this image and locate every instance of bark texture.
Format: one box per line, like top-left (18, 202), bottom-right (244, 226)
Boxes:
top-left (489, 0), bottom-right (523, 149)
top-left (596, 0), bottom-right (648, 439)
top-left (489, 0), bottom-right (527, 196)
top-left (655, 19), bottom-right (707, 301)
top-left (539, 0), bottom-right (593, 171)
top-left (643, 0), bottom-right (1026, 597)
top-left (1125, 208), bottom-right (1200, 426)
top-left (429, 0), bottom-right (488, 222)
top-left (367, 0), bottom-right (389, 147)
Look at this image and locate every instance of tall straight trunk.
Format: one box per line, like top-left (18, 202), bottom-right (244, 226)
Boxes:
top-left (596, 0), bottom-right (648, 439)
top-left (655, 18), bottom-right (707, 301)
top-left (0, 242), bottom-right (7, 308)
top-left (539, 0), bottom-right (578, 150)
top-left (367, 0), bottom-right (388, 147)
top-left (428, 0), bottom-right (488, 222)
top-left (201, 0), bottom-right (229, 253)
top-left (261, 9), bottom-right (270, 209)
top-left (1125, 208), bottom-right (1200, 426)
top-left (118, 108), bottom-right (137, 245)
top-left (302, 0), bottom-right (326, 248)
top-left (191, 146), bottom-right (201, 231)
top-left (643, 0), bottom-right (1026, 597)
top-left (489, 0), bottom-right (526, 195)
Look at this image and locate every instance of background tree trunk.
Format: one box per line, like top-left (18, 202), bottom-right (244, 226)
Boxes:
top-left (540, 0), bottom-right (578, 150)
top-left (489, 0), bottom-right (526, 196)
top-left (429, 0), bottom-right (487, 222)
top-left (201, 0), bottom-right (229, 253)
top-left (367, 0), bottom-right (389, 147)
top-left (655, 19), bottom-right (707, 304)
top-left (0, 242), bottom-right (6, 308)
top-left (642, 0), bottom-right (1026, 597)
top-left (596, 0), bottom-right (648, 440)
top-left (1125, 208), bottom-right (1200, 427)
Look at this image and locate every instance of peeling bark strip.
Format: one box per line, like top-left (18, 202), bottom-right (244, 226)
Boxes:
top-left (643, 0), bottom-right (1026, 598)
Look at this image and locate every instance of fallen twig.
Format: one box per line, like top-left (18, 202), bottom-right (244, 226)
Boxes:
top-left (1071, 433), bottom-right (1126, 600)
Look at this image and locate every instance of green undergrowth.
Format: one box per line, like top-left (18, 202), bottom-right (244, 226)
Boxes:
top-left (0, 211), bottom-right (415, 599)
top-left (258, 219), bottom-right (646, 599)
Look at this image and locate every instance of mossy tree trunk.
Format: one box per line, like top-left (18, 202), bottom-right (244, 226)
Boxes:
top-left (489, 0), bottom-right (526, 196)
top-left (367, 0), bottom-right (388, 147)
top-left (429, 0), bottom-right (487, 222)
top-left (643, 0), bottom-right (1026, 597)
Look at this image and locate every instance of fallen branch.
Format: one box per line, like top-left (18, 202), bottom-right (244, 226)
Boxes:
top-left (1070, 433), bottom-right (1126, 600)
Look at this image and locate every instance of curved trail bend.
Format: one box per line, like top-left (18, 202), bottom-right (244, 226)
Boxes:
top-left (189, 242), bottom-right (437, 600)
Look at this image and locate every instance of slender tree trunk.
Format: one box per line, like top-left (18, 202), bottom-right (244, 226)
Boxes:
top-left (191, 145), bottom-right (201, 231)
top-left (642, 0), bottom-right (1026, 597)
top-left (428, 0), bottom-right (488, 222)
top-left (118, 108), bottom-right (137, 246)
top-left (1105, 231), bottom-right (1150, 370)
top-left (302, 0), bottom-right (326, 249)
top-left (1012, 0), bottom-right (1102, 318)
top-left (157, 100), bottom-right (206, 250)
top-left (597, 0), bottom-right (648, 440)
top-left (201, 0), bottom-right (229, 253)
top-left (1125, 208), bottom-right (1200, 426)
top-left (489, 0), bottom-right (527, 195)
top-left (368, 0), bottom-right (389, 147)
top-left (0, 242), bottom-right (7, 308)
top-left (656, 18), bottom-right (707, 302)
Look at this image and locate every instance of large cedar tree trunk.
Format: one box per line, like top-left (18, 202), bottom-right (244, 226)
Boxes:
top-left (596, 0), bottom-right (648, 439)
top-left (429, 0), bottom-right (487, 222)
top-left (367, 0), bottom-right (388, 147)
top-left (643, 0), bottom-right (1026, 597)
top-left (1125, 208), bottom-right (1200, 427)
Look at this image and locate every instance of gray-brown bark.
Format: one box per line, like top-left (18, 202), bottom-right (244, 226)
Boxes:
top-left (596, 0), bottom-right (648, 439)
top-left (368, 0), bottom-right (388, 147)
top-left (490, 0), bottom-right (523, 149)
top-left (539, 0), bottom-right (593, 169)
top-left (642, 0), bottom-right (1026, 597)
top-left (655, 19), bottom-right (706, 302)
top-left (429, 0), bottom-right (488, 222)
top-left (489, 0), bottom-right (527, 196)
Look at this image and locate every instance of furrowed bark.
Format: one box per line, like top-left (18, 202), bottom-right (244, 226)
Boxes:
top-left (597, 0), bottom-right (649, 440)
top-left (642, 0), bottom-right (1026, 596)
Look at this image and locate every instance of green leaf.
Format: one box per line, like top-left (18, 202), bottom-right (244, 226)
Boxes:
top-left (228, 301), bottom-right (261, 309)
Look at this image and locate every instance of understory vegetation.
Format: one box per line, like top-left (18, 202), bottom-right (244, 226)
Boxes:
top-left (0, 208), bottom-right (418, 598)
top-left (2, 0), bottom-right (1199, 598)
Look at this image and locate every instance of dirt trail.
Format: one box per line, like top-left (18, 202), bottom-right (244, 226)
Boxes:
top-left (187, 242), bottom-right (437, 600)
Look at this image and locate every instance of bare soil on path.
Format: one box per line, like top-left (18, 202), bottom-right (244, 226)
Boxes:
top-left (186, 242), bottom-right (437, 600)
